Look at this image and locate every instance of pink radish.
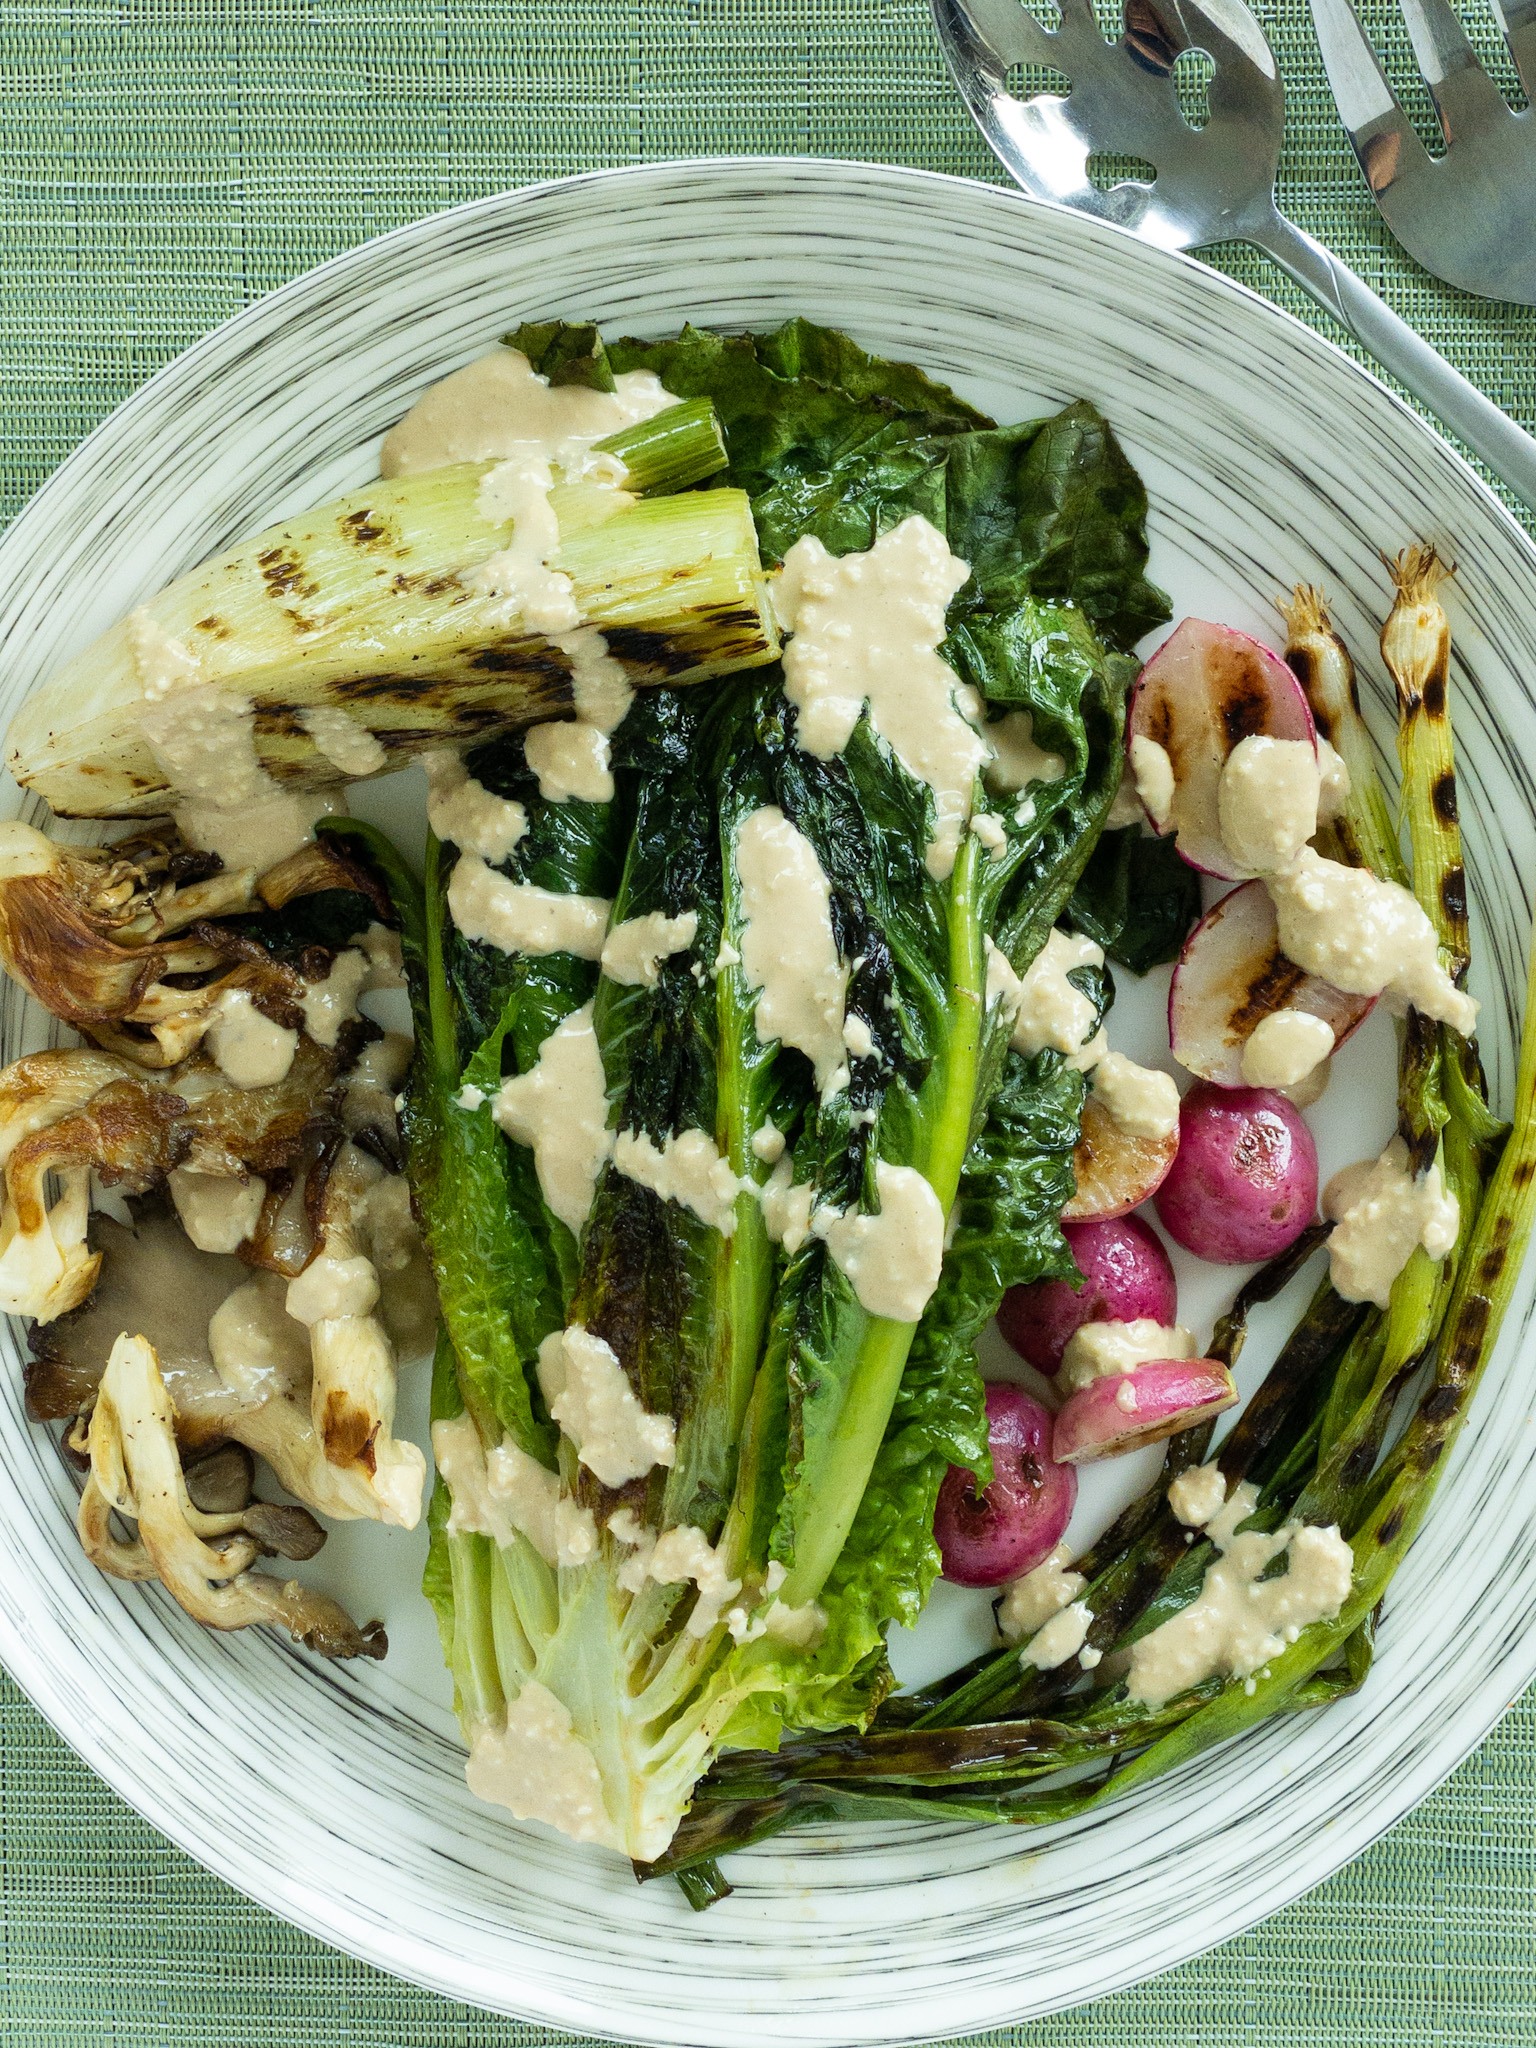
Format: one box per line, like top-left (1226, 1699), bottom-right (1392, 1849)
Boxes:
top-left (935, 1384), bottom-right (1077, 1587)
top-left (1128, 619), bottom-right (1316, 879)
top-left (1154, 1081), bottom-right (1318, 1263)
top-left (1053, 1356), bottom-right (1238, 1464)
top-left (1169, 879), bottom-right (1375, 1087)
top-left (999, 1216), bottom-right (1177, 1376)
top-left (1063, 1093), bottom-right (1179, 1222)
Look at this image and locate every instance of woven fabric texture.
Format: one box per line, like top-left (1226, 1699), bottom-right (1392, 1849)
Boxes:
top-left (2, 3), bottom-right (1535, 2043)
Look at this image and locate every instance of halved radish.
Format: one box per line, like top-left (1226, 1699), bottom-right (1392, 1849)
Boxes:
top-left (1053, 1357), bottom-right (1238, 1465)
top-left (1129, 620), bottom-right (1316, 879)
top-left (1063, 1093), bottom-right (1179, 1221)
top-left (1169, 879), bottom-right (1376, 1087)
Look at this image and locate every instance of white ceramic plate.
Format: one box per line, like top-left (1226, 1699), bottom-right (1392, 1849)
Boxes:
top-left (2, 159), bottom-right (1535, 2048)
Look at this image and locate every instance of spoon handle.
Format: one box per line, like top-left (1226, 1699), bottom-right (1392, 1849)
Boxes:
top-left (1255, 211), bottom-right (1536, 516)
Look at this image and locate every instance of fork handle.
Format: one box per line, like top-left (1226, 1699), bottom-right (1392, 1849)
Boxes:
top-left (1254, 211), bottom-right (1536, 516)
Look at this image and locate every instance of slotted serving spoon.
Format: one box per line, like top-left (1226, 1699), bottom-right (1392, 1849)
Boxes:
top-left (933, 0), bottom-right (1536, 508)
top-left (1312, 0), bottom-right (1536, 306)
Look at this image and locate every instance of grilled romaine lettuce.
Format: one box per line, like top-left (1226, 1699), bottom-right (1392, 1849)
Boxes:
top-left (399, 320), bottom-right (1164, 1862)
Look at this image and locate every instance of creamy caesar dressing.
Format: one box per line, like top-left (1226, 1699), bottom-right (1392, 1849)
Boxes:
top-left (1217, 736), bottom-right (1321, 875)
top-left (351, 923), bottom-right (407, 990)
top-left (1324, 1136), bottom-right (1460, 1308)
top-left (1090, 1052), bottom-right (1180, 1142)
top-left (167, 1168), bottom-right (266, 1254)
top-left (491, 1001), bottom-right (612, 1235)
top-left (127, 608), bottom-right (202, 700)
top-left (842, 1013), bottom-right (875, 1059)
top-left (1268, 848), bottom-right (1477, 1033)
top-left (816, 1161), bottom-right (945, 1324)
top-left (1129, 735), bottom-right (1175, 828)
top-left (447, 852), bottom-right (610, 959)
top-left (205, 989), bottom-right (299, 1089)
top-left (298, 705), bottom-right (388, 778)
top-left (1104, 757), bottom-right (1147, 831)
top-left (989, 927), bottom-right (1104, 1060)
top-left (774, 518), bottom-right (982, 880)
top-left (1164, 703), bottom-right (1472, 1031)
top-left (612, 1128), bottom-right (745, 1235)
top-left (207, 1274), bottom-right (314, 1403)
top-left (465, 1680), bottom-right (623, 1851)
top-left (523, 719), bottom-right (613, 804)
top-left (379, 345), bottom-right (675, 478)
top-left (342, 1031), bottom-right (413, 1136)
top-left (285, 1250), bottom-right (379, 1326)
top-left (298, 948), bottom-right (369, 1048)
top-left (1241, 1007), bottom-right (1335, 1091)
top-left (758, 1154), bottom-right (815, 1253)
top-left (536, 1324), bottom-right (675, 1487)
top-left (520, 627), bottom-right (635, 805)
top-left (1316, 735), bottom-right (1351, 820)
top-left (600, 910), bottom-right (699, 988)
top-left (968, 812), bottom-right (1007, 857)
top-left (469, 453), bottom-right (585, 633)
top-left (997, 1544), bottom-right (1086, 1645)
top-left (759, 1593), bottom-right (828, 1648)
top-left (1059, 1317), bottom-right (1197, 1394)
top-left (734, 805), bottom-right (849, 1093)
top-left (431, 1412), bottom-right (598, 1569)
top-left (617, 1520), bottom-right (743, 1639)
top-left (1167, 1461), bottom-right (1228, 1529)
top-left (1027, 1599), bottom-right (1093, 1671)
top-left (423, 750), bottom-right (527, 864)
top-left (751, 1120), bottom-right (785, 1164)
top-left (1126, 1476), bottom-right (1354, 1707)
top-left (140, 684), bottom-right (337, 870)
top-left (983, 709), bottom-right (1065, 795)
top-left (384, 350), bottom-right (659, 802)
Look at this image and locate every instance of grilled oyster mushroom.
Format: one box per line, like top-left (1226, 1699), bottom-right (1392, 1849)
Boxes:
top-left (0, 820), bottom-right (394, 1070)
top-left (284, 1139), bottom-right (429, 1528)
top-left (74, 1332), bottom-right (384, 1659)
top-left (30, 1205), bottom-right (425, 1527)
top-left (0, 1038), bottom-right (347, 1325)
top-left (0, 821), bottom-right (273, 1064)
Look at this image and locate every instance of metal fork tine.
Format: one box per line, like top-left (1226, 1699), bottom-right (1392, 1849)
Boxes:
top-left (1395, 0), bottom-right (1510, 141)
top-left (1490, 0), bottom-right (1536, 97)
top-left (1310, 0), bottom-right (1433, 189)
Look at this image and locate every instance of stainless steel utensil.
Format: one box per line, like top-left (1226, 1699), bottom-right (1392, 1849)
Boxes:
top-left (1312, 0), bottom-right (1536, 305)
top-left (933, 0), bottom-right (1536, 508)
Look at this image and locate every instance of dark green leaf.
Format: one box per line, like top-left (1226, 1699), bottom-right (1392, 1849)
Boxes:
top-left (503, 318), bottom-right (617, 390)
top-left (1067, 827), bottom-right (1202, 972)
top-left (944, 401), bottom-right (1171, 651)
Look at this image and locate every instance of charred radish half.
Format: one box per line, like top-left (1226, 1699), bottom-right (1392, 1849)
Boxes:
top-left (1053, 1356), bottom-right (1238, 1464)
top-left (1128, 619), bottom-right (1315, 879)
top-left (1063, 1093), bottom-right (1179, 1221)
top-left (1170, 879), bottom-right (1375, 1087)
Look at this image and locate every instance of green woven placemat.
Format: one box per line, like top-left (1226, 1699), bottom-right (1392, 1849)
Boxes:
top-left (2, 4), bottom-right (1535, 2043)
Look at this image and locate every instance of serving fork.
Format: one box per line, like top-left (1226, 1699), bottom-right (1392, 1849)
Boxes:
top-left (933, 0), bottom-right (1536, 508)
top-left (1311, 0), bottom-right (1536, 304)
